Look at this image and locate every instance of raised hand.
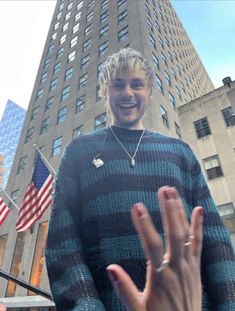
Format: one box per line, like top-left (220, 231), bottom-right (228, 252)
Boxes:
top-left (106, 186), bottom-right (203, 311)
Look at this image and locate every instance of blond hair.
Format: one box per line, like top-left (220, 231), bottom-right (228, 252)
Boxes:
top-left (99, 48), bottom-right (154, 97)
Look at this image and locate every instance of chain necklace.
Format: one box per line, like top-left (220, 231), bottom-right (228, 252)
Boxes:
top-left (109, 126), bottom-right (145, 168)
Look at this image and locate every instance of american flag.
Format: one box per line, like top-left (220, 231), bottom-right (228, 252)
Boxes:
top-left (0, 197), bottom-right (10, 225)
top-left (16, 154), bottom-right (53, 232)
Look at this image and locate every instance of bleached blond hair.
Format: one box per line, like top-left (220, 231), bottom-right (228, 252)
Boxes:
top-left (99, 48), bottom-right (154, 97)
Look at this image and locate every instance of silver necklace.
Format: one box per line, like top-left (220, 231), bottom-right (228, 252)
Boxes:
top-left (109, 126), bottom-right (145, 168)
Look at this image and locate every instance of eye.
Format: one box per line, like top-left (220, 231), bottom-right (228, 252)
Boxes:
top-left (111, 81), bottom-right (124, 90)
top-left (131, 80), bottom-right (145, 89)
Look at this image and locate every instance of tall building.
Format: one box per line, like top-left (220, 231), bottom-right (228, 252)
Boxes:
top-left (0, 100), bottom-right (26, 188)
top-left (0, 154), bottom-right (5, 187)
top-left (0, 0), bottom-right (214, 308)
top-left (178, 78), bottom-right (235, 249)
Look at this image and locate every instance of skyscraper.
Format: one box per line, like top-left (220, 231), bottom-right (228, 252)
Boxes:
top-left (0, 0), bottom-right (214, 308)
top-left (0, 100), bottom-right (26, 188)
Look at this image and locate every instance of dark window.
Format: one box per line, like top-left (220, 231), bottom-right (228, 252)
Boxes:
top-left (40, 117), bottom-right (50, 134)
top-left (17, 156), bottom-right (27, 174)
top-left (25, 127), bottom-right (34, 143)
top-left (118, 10), bottom-right (127, 23)
top-left (222, 106), bottom-right (235, 127)
top-left (95, 113), bottom-right (106, 130)
top-left (57, 107), bottom-right (68, 124)
top-left (45, 96), bottom-right (54, 111)
top-left (160, 106), bottom-right (169, 127)
top-left (217, 203), bottom-right (235, 218)
top-left (203, 155), bottom-right (223, 180)
top-left (76, 95), bottom-right (85, 113)
top-left (52, 137), bottom-right (63, 156)
top-left (118, 26), bottom-right (128, 42)
top-left (194, 117), bottom-right (211, 138)
top-left (73, 126), bottom-right (83, 137)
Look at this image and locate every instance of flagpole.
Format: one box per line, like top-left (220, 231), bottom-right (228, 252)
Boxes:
top-left (33, 144), bottom-right (56, 175)
top-left (0, 187), bottom-right (20, 211)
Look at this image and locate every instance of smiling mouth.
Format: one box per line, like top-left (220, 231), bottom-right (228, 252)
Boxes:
top-left (119, 103), bottom-right (137, 109)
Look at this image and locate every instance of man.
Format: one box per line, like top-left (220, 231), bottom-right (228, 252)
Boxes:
top-left (46, 48), bottom-right (235, 310)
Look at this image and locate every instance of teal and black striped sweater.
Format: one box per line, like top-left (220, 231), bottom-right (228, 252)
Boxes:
top-left (46, 126), bottom-right (235, 310)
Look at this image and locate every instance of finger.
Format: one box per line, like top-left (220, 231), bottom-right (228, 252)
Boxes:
top-left (158, 187), bottom-right (190, 263)
top-left (190, 206), bottom-right (203, 260)
top-left (106, 264), bottom-right (142, 311)
top-left (131, 203), bottom-right (165, 270)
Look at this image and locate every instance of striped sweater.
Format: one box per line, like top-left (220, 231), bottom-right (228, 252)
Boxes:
top-left (46, 126), bottom-right (235, 311)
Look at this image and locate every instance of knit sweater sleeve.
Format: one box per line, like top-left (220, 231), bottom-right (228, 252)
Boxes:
top-left (45, 140), bottom-right (105, 311)
top-left (190, 151), bottom-right (235, 310)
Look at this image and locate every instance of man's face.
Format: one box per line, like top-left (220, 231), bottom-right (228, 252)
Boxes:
top-left (106, 69), bottom-right (150, 130)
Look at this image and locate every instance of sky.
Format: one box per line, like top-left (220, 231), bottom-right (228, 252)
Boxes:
top-left (0, 0), bottom-right (235, 120)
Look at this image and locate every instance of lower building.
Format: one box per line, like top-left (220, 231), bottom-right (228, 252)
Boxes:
top-left (178, 79), bottom-right (235, 249)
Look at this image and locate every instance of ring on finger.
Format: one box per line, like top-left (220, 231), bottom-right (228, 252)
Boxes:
top-left (184, 235), bottom-right (194, 247)
top-left (155, 259), bottom-right (170, 273)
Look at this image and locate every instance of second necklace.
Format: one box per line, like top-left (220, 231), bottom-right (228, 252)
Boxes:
top-left (109, 127), bottom-right (145, 168)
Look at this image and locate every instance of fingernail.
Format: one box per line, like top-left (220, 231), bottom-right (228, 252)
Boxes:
top-left (134, 203), bottom-right (144, 218)
top-left (164, 187), bottom-right (177, 200)
top-left (106, 268), bottom-right (119, 283)
top-left (199, 207), bottom-right (204, 216)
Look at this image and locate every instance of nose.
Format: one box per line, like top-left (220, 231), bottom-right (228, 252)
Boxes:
top-left (122, 84), bottom-right (134, 99)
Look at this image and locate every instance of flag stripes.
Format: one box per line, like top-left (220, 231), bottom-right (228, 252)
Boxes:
top-left (0, 197), bottom-right (10, 225)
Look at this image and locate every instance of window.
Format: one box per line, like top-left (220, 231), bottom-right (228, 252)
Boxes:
top-left (17, 156), bottom-right (27, 174)
top-left (100, 10), bottom-right (108, 23)
top-left (176, 86), bottom-right (181, 99)
top-left (85, 24), bottom-right (92, 36)
top-left (5, 232), bottom-right (26, 297)
top-left (11, 189), bottom-right (19, 203)
top-left (61, 86), bottom-right (71, 101)
top-left (118, 0), bottom-right (127, 7)
top-left (65, 11), bottom-right (71, 21)
top-left (165, 71), bottom-right (171, 85)
top-left (75, 11), bottom-right (82, 21)
top-left (76, 95), bottom-right (85, 113)
top-left (60, 34), bottom-right (66, 44)
top-left (83, 38), bottom-right (91, 51)
top-left (65, 67), bottom-right (73, 80)
top-left (40, 117), bottom-right (50, 134)
top-left (194, 117), bottom-right (211, 138)
top-left (86, 11), bottom-right (94, 22)
top-left (50, 78), bottom-right (57, 91)
top-left (48, 44), bottom-right (54, 54)
top-left (118, 26), bottom-right (128, 42)
top-left (44, 58), bottom-right (51, 69)
top-left (158, 36), bottom-right (164, 47)
top-left (54, 62), bottom-right (61, 74)
top-left (45, 96), bottom-right (54, 111)
top-left (172, 67), bottom-right (177, 79)
top-left (77, 1), bottom-right (84, 11)
top-left (152, 52), bottom-right (159, 69)
top-left (144, 3), bottom-right (151, 15)
top-left (217, 203), bottom-right (235, 217)
top-left (68, 50), bottom-right (76, 62)
top-left (95, 113), bottom-right (106, 130)
top-left (70, 36), bottom-right (78, 48)
top-left (73, 22), bottom-right (80, 33)
top-left (169, 92), bottom-right (175, 109)
top-left (99, 41), bottom-right (108, 56)
top-left (160, 106), bottom-right (169, 127)
top-left (155, 74), bottom-right (163, 94)
top-left (161, 52), bottom-right (167, 65)
top-left (25, 127), bottom-right (34, 143)
top-left (149, 33), bottom-right (156, 48)
top-left (56, 47), bottom-right (64, 58)
top-left (79, 73), bottom-right (88, 88)
top-left (118, 10), bottom-right (127, 23)
top-left (100, 24), bottom-right (108, 37)
top-left (101, 0), bottom-right (108, 9)
top-left (222, 106), bottom-right (235, 127)
top-left (40, 72), bottom-right (47, 83)
top-left (31, 106), bottom-right (39, 120)
top-left (175, 122), bottom-right (181, 139)
top-left (36, 88), bottom-right (43, 100)
top-left (51, 32), bottom-right (57, 40)
top-left (203, 155), bottom-right (223, 180)
top-left (67, 2), bottom-right (73, 10)
top-left (59, 3), bottom-right (64, 11)
top-left (73, 126), bottom-right (83, 137)
top-left (147, 18), bottom-right (153, 32)
top-left (0, 234), bottom-right (8, 267)
top-left (52, 137), bottom-right (63, 156)
top-left (155, 21), bottom-right (161, 32)
top-left (88, 0), bottom-right (95, 10)
top-left (28, 222), bottom-right (48, 295)
top-left (63, 22), bottom-right (69, 32)
top-left (57, 107), bottom-right (68, 124)
top-left (81, 55), bottom-right (90, 69)
top-left (57, 12), bottom-right (62, 20)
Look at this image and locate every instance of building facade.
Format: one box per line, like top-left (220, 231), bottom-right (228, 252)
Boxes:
top-left (0, 100), bottom-right (26, 188)
top-left (178, 79), bottom-right (235, 249)
top-left (0, 0), bottom-right (215, 308)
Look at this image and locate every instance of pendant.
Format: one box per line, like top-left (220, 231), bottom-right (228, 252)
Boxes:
top-left (130, 158), bottom-right (135, 167)
top-left (92, 158), bottom-right (104, 168)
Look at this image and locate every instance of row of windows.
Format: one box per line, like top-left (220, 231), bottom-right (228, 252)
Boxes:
top-left (194, 107), bottom-right (235, 139)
